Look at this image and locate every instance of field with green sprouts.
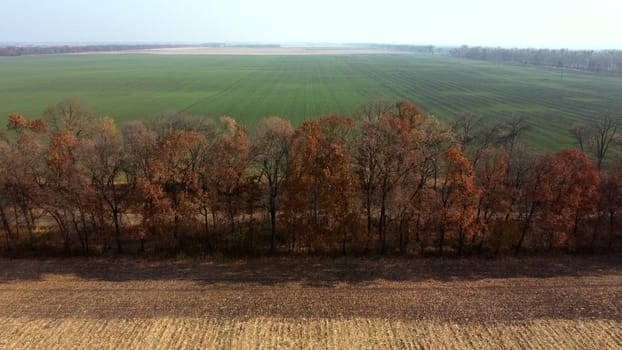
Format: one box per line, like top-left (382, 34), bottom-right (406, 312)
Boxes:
top-left (1, 53), bottom-right (621, 150)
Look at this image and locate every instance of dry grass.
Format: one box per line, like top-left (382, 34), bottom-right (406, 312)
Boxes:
top-left (1, 317), bottom-right (621, 349)
top-left (0, 257), bottom-right (620, 349)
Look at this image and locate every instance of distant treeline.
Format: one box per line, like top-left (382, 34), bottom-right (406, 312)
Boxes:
top-left (357, 44), bottom-right (435, 53)
top-left (199, 43), bottom-right (282, 48)
top-left (1, 99), bottom-right (621, 257)
top-left (450, 46), bottom-right (622, 74)
top-left (0, 43), bottom-right (285, 56)
top-left (0, 44), bottom-right (191, 56)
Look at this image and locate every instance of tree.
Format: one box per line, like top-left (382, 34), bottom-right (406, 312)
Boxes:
top-left (41, 129), bottom-right (81, 252)
top-left (79, 117), bottom-right (133, 253)
top-left (158, 129), bottom-right (207, 241)
top-left (513, 156), bottom-right (546, 254)
top-left (122, 121), bottom-right (162, 250)
top-left (569, 123), bottom-right (587, 152)
top-left (538, 150), bottom-right (600, 250)
top-left (0, 114), bottom-right (49, 250)
top-left (285, 115), bottom-right (358, 253)
top-left (433, 147), bottom-right (476, 255)
top-left (44, 98), bottom-right (96, 135)
top-left (473, 149), bottom-right (512, 254)
top-left (588, 114), bottom-right (619, 172)
top-left (207, 117), bottom-right (250, 236)
top-left (0, 139), bottom-right (14, 251)
top-left (496, 116), bottom-right (531, 160)
top-left (251, 116), bottom-right (293, 253)
top-left (355, 102), bottom-right (421, 253)
top-left (597, 170), bottom-right (622, 250)
top-left (452, 114), bottom-right (501, 168)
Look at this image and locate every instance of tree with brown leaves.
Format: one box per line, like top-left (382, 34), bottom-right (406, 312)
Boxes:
top-left (251, 116), bottom-right (293, 253)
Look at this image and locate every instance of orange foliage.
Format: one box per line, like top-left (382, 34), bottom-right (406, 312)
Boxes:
top-left (7, 113), bottom-right (27, 130)
top-left (536, 149), bottom-right (600, 248)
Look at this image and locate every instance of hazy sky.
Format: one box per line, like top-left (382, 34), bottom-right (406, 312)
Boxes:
top-left (1, 0), bottom-right (620, 49)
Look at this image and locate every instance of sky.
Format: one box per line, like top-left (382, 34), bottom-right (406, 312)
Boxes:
top-left (1, 0), bottom-right (621, 49)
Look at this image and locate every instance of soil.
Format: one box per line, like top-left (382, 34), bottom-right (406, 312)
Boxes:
top-left (0, 256), bottom-right (620, 322)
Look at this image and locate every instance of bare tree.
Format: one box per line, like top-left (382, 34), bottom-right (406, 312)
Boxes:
top-left (44, 98), bottom-right (96, 135)
top-left (588, 114), bottom-right (619, 172)
top-left (569, 123), bottom-right (587, 152)
top-left (497, 116), bottom-right (531, 157)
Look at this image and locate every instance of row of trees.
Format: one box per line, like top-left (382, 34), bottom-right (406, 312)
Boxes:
top-left (1, 99), bottom-right (621, 256)
top-left (0, 44), bottom-right (189, 56)
top-left (450, 46), bottom-right (622, 74)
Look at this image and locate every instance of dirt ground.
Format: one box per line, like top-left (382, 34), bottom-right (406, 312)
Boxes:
top-left (0, 256), bottom-right (620, 349)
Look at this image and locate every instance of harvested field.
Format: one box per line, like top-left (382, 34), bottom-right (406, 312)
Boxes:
top-left (0, 256), bottom-right (621, 349)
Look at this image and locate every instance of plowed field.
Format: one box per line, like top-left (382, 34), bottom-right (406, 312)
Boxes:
top-left (0, 257), bottom-right (620, 349)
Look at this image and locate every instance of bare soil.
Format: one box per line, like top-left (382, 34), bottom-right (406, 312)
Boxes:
top-left (0, 256), bottom-right (621, 349)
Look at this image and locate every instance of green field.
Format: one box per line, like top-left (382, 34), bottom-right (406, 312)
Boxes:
top-left (1, 53), bottom-right (621, 150)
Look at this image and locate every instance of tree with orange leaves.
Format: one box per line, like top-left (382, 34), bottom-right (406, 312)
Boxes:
top-left (432, 147), bottom-right (477, 255)
top-left (355, 101), bottom-right (420, 253)
top-left (158, 129), bottom-right (207, 240)
top-left (535, 149), bottom-right (600, 250)
top-left (472, 149), bottom-right (512, 254)
top-left (285, 115), bottom-right (359, 254)
top-left (1, 113), bottom-right (49, 250)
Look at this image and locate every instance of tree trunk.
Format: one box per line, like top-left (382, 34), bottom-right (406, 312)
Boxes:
top-left (366, 187), bottom-right (372, 242)
top-left (591, 214), bottom-right (600, 252)
top-left (71, 213), bottom-right (86, 253)
top-left (608, 211), bottom-right (615, 251)
top-left (202, 208), bottom-right (213, 252)
top-left (21, 206), bottom-right (36, 250)
top-left (60, 209), bottom-right (71, 253)
top-left (112, 208), bottom-right (123, 254)
top-left (515, 206), bottom-right (536, 255)
top-left (342, 228), bottom-right (347, 256)
top-left (0, 208), bottom-right (11, 252)
top-left (269, 193), bottom-right (277, 253)
top-left (229, 206), bottom-right (235, 236)
top-left (379, 179), bottom-right (388, 254)
top-left (457, 227), bottom-right (465, 256)
top-left (438, 224), bottom-right (445, 255)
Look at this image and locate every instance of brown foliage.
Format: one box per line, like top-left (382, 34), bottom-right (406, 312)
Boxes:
top-left (1, 99), bottom-right (620, 256)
